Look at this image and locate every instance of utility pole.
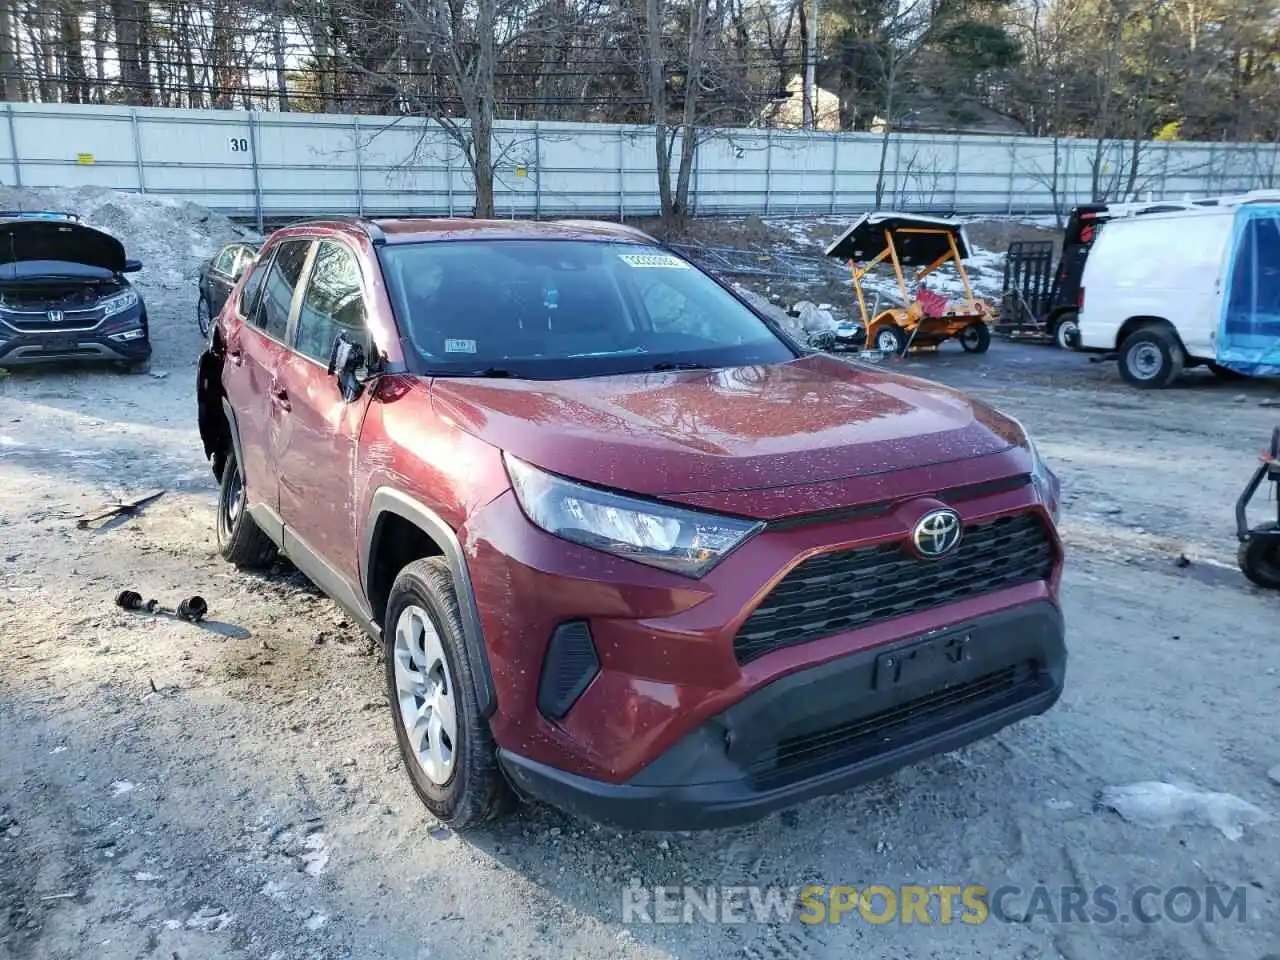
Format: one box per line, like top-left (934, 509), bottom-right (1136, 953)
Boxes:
top-left (803, 0), bottom-right (819, 129)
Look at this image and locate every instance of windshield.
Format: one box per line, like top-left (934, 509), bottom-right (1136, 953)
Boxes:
top-left (377, 239), bottom-right (797, 377)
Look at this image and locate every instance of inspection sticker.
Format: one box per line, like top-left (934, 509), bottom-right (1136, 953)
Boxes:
top-left (444, 338), bottom-right (477, 353)
top-left (618, 253), bottom-right (690, 269)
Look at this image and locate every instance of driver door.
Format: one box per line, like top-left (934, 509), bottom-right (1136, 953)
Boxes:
top-left (274, 239), bottom-right (376, 599)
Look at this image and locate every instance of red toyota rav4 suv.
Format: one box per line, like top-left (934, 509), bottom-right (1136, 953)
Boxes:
top-left (197, 217), bottom-right (1065, 830)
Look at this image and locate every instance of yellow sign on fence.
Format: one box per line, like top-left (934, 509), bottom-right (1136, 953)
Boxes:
top-left (76, 153), bottom-right (94, 165)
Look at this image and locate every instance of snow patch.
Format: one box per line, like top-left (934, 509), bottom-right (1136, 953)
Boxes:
top-left (1100, 781), bottom-right (1272, 841)
top-left (0, 185), bottom-right (258, 291)
top-left (110, 780), bottom-right (135, 796)
top-left (301, 832), bottom-right (330, 877)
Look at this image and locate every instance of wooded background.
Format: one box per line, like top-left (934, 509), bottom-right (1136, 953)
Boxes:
top-left (0, 0), bottom-right (1275, 219)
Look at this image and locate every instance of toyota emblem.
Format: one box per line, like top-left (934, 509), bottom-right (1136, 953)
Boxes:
top-left (912, 508), bottom-right (962, 559)
top-left (46, 309), bottom-right (64, 324)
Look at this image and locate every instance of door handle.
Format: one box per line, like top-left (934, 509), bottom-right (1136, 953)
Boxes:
top-left (272, 386), bottom-right (291, 412)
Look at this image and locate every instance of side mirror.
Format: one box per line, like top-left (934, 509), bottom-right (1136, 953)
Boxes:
top-left (122, 258), bottom-right (143, 273)
top-left (327, 332), bottom-right (370, 402)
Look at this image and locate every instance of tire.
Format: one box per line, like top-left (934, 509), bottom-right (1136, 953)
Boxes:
top-left (1052, 312), bottom-right (1079, 351)
top-left (1118, 325), bottom-right (1184, 389)
top-left (1208, 361), bottom-right (1245, 381)
top-left (385, 557), bottom-right (514, 828)
top-left (959, 321), bottom-right (991, 354)
top-left (216, 445), bottom-right (277, 569)
top-left (120, 359), bottom-right (151, 375)
top-left (873, 324), bottom-right (908, 355)
top-left (197, 296), bottom-right (212, 339)
top-left (1238, 524), bottom-right (1280, 589)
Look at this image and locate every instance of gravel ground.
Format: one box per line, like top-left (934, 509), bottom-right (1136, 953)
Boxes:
top-left (1, 214), bottom-right (1280, 960)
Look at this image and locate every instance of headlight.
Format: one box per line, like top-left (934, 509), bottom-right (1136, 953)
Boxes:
top-left (1026, 435), bottom-right (1060, 524)
top-left (100, 289), bottom-right (139, 319)
top-left (505, 454), bottom-right (763, 578)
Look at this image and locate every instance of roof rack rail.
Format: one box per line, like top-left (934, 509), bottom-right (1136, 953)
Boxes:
top-left (280, 215), bottom-right (386, 244)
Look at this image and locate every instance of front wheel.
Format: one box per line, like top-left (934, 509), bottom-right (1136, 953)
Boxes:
top-left (873, 324), bottom-right (909, 355)
top-left (959, 321), bottom-right (991, 354)
top-left (1119, 326), bottom-right (1184, 389)
top-left (1238, 524), bottom-right (1280, 589)
top-left (385, 557), bottom-right (514, 828)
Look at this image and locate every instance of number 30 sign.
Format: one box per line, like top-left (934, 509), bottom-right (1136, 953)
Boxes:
top-left (229, 136), bottom-right (250, 153)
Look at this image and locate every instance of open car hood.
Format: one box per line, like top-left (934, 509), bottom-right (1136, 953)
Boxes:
top-left (0, 220), bottom-right (126, 273)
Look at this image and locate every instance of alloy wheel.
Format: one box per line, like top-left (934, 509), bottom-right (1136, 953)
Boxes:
top-left (393, 604), bottom-right (458, 785)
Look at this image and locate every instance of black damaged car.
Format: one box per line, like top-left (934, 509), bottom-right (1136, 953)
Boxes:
top-left (0, 211), bottom-right (150, 371)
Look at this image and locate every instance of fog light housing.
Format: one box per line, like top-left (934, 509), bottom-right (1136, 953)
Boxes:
top-left (108, 328), bottom-right (146, 343)
top-left (537, 621), bottom-right (600, 720)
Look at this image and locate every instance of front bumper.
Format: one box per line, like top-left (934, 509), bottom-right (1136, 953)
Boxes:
top-left (499, 600), bottom-right (1065, 830)
top-left (0, 328), bottom-right (151, 366)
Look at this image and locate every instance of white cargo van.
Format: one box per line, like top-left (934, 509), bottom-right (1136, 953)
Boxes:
top-left (1076, 196), bottom-right (1280, 388)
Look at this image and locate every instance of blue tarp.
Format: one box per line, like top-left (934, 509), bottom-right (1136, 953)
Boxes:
top-left (1218, 204), bottom-right (1280, 377)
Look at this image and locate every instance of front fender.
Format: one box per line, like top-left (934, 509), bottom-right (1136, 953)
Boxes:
top-left (196, 346), bottom-right (229, 477)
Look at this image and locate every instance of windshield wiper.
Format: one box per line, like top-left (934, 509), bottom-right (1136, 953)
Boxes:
top-left (649, 361), bottom-right (714, 371)
top-left (425, 366), bottom-right (520, 378)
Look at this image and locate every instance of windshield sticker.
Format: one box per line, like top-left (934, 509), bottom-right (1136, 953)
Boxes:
top-left (618, 253), bottom-right (690, 269)
top-left (444, 338), bottom-right (477, 354)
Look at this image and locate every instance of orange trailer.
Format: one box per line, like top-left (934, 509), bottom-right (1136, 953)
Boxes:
top-left (824, 213), bottom-right (994, 355)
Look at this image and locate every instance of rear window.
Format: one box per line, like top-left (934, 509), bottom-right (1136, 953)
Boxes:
top-left (377, 239), bottom-right (795, 378)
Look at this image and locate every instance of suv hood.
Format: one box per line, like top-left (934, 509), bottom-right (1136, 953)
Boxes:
top-left (0, 220), bottom-right (126, 273)
top-left (431, 354), bottom-right (1019, 496)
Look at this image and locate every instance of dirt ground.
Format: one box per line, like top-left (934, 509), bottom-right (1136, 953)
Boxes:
top-left (3, 265), bottom-right (1280, 960)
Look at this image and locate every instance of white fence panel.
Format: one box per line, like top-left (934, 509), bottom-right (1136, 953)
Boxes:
top-left (0, 103), bottom-right (1275, 225)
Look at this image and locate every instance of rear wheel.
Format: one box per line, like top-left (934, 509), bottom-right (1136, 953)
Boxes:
top-left (216, 445), bottom-right (277, 568)
top-left (197, 296), bottom-right (212, 339)
top-left (1119, 326), bottom-right (1184, 389)
top-left (959, 321), bottom-right (991, 354)
top-left (1238, 524), bottom-right (1280, 589)
top-left (385, 557), bottom-right (513, 827)
top-left (874, 324), bottom-right (908, 355)
top-left (1052, 312), bottom-right (1079, 350)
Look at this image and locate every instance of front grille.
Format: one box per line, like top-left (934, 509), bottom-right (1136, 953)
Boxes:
top-left (734, 513), bottom-right (1054, 664)
top-left (0, 307), bottom-right (103, 333)
top-left (748, 662), bottom-right (1037, 785)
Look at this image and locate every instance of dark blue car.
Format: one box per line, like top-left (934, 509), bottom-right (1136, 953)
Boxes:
top-left (0, 210), bottom-right (150, 371)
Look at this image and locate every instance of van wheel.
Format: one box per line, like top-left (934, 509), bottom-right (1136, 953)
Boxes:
top-left (1052, 312), bottom-right (1079, 350)
top-left (385, 558), bottom-right (514, 828)
top-left (1238, 525), bottom-right (1280, 589)
top-left (874, 324), bottom-right (908, 355)
top-left (959, 322), bottom-right (991, 353)
top-left (1119, 326), bottom-right (1184, 389)
top-left (216, 446), bottom-right (278, 569)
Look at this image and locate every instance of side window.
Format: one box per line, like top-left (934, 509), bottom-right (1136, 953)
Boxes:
top-left (294, 240), bottom-right (368, 363)
top-left (231, 247), bottom-right (254, 279)
top-left (250, 240), bottom-right (311, 341)
top-left (214, 246), bottom-right (238, 275)
top-left (237, 251), bottom-right (269, 317)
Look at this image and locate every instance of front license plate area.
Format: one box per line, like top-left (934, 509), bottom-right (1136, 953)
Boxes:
top-left (873, 630), bottom-right (972, 690)
top-left (41, 335), bottom-right (78, 352)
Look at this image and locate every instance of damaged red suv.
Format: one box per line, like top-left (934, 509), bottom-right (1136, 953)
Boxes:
top-left (197, 217), bottom-right (1065, 830)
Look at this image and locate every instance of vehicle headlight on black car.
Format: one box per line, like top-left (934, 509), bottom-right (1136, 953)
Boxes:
top-left (100, 288), bottom-right (140, 319)
top-left (505, 454), bottom-right (763, 578)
